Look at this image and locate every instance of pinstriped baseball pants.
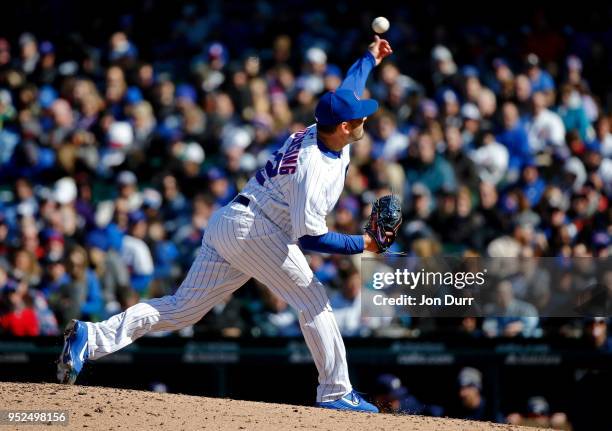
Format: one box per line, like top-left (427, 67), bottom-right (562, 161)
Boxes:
top-left (85, 200), bottom-right (352, 402)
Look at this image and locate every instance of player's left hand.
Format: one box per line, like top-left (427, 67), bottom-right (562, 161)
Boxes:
top-left (368, 35), bottom-right (393, 66)
top-left (364, 194), bottom-right (402, 253)
top-left (363, 231), bottom-right (395, 253)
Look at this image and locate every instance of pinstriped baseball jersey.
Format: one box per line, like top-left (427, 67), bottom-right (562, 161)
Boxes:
top-left (241, 124), bottom-right (350, 241)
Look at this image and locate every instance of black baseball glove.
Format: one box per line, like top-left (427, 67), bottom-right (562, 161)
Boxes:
top-left (364, 194), bottom-right (403, 253)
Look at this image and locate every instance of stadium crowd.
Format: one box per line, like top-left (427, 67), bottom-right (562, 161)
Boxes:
top-left (0, 1), bottom-right (611, 359)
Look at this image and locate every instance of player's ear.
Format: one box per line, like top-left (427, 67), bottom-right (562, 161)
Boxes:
top-left (339, 121), bottom-right (350, 136)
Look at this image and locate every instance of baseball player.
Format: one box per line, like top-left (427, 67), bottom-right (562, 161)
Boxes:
top-left (58, 36), bottom-right (394, 412)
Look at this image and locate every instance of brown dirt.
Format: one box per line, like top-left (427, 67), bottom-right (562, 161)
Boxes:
top-left (0, 382), bottom-right (544, 430)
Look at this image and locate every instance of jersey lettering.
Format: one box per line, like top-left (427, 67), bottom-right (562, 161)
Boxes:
top-left (256, 129), bottom-right (306, 184)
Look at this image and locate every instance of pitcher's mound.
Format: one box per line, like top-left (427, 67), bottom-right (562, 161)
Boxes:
top-left (0, 382), bottom-right (539, 430)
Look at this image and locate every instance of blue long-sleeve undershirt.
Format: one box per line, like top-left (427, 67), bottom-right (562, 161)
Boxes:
top-left (298, 53), bottom-right (375, 255)
top-left (338, 51), bottom-right (376, 97)
top-left (299, 232), bottom-right (364, 255)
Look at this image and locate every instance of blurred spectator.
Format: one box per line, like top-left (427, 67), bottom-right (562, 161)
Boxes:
top-left (100, 121), bottom-right (134, 174)
top-left (446, 90), bottom-right (463, 128)
top-left (18, 33), bottom-right (39, 77)
top-left (12, 247), bottom-right (41, 288)
top-left (428, 187), bottom-right (458, 244)
top-left (590, 116), bottom-right (612, 158)
top-left (507, 396), bottom-right (573, 430)
top-left (525, 54), bottom-right (555, 101)
top-left (457, 316), bottom-right (483, 338)
top-left (444, 186), bottom-right (483, 250)
top-left (373, 111), bottom-right (409, 161)
top-left (173, 194), bottom-right (212, 267)
top-left (477, 88), bottom-right (497, 131)
top-left (147, 220), bottom-right (179, 296)
top-left (557, 84), bottom-right (591, 143)
top-left (563, 55), bottom-right (598, 122)
top-left (517, 248), bottom-right (551, 311)
top-left (161, 173), bottom-right (190, 233)
top-left (29, 285), bottom-right (59, 336)
top-left (194, 293), bottom-right (248, 337)
top-left (47, 246), bottom-right (103, 325)
top-left (39, 252), bottom-right (69, 293)
top-left (483, 280), bottom-right (540, 337)
top-left (404, 131), bottom-right (456, 194)
top-left (582, 316), bottom-right (612, 352)
top-left (206, 167), bottom-right (236, 206)
top-left (469, 131), bottom-right (509, 185)
top-left (252, 286), bottom-right (300, 337)
top-left (0, 217), bottom-right (10, 259)
top-left (34, 40), bottom-right (57, 86)
top-left (527, 91), bottom-right (566, 153)
top-left (443, 125), bottom-right (479, 189)
top-left (297, 47), bottom-right (327, 96)
top-left (116, 171), bottom-right (143, 212)
top-left (405, 183), bottom-right (433, 225)
top-left (496, 102), bottom-right (532, 181)
top-left (460, 103), bottom-right (481, 149)
top-left (109, 32), bottom-right (138, 64)
top-left (121, 211), bottom-right (154, 294)
top-left (431, 45), bottom-right (457, 90)
top-left (372, 373), bottom-right (444, 416)
top-left (0, 38), bottom-right (11, 73)
top-left (517, 162), bottom-right (545, 207)
top-left (489, 58), bottom-right (514, 101)
top-left (333, 196), bottom-right (360, 234)
top-left (449, 367), bottom-right (504, 422)
top-left (475, 182), bottom-right (507, 245)
top-left (330, 268), bottom-right (389, 337)
top-left (0, 278), bottom-right (39, 336)
top-left (85, 230), bottom-right (131, 314)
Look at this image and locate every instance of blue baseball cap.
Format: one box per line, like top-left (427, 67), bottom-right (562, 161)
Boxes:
top-left (128, 210), bottom-right (146, 226)
top-left (337, 196), bottom-right (360, 218)
top-left (206, 167), bottom-right (227, 181)
top-left (176, 84), bottom-right (197, 103)
top-left (315, 89), bottom-right (378, 126)
top-left (593, 232), bottom-right (610, 250)
top-left (324, 64), bottom-right (343, 79)
top-left (39, 85), bottom-right (58, 109)
top-left (39, 41), bottom-right (55, 55)
top-left (492, 57), bottom-right (508, 69)
top-left (461, 65), bottom-right (480, 78)
top-left (125, 86), bottom-right (143, 104)
top-left (104, 223), bottom-right (124, 251)
top-left (2, 278), bottom-right (19, 293)
top-left (374, 374), bottom-right (409, 399)
top-left (85, 230), bottom-right (110, 251)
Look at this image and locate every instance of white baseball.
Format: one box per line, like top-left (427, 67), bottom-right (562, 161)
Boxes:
top-left (372, 17), bottom-right (390, 34)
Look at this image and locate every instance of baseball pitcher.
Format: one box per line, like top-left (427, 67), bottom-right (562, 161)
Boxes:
top-left (58, 36), bottom-right (397, 412)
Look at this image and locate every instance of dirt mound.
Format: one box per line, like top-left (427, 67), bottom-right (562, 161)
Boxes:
top-left (0, 382), bottom-right (540, 430)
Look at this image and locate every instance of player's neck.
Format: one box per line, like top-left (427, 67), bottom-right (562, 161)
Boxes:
top-left (317, 133), bottom-right (347, 153)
